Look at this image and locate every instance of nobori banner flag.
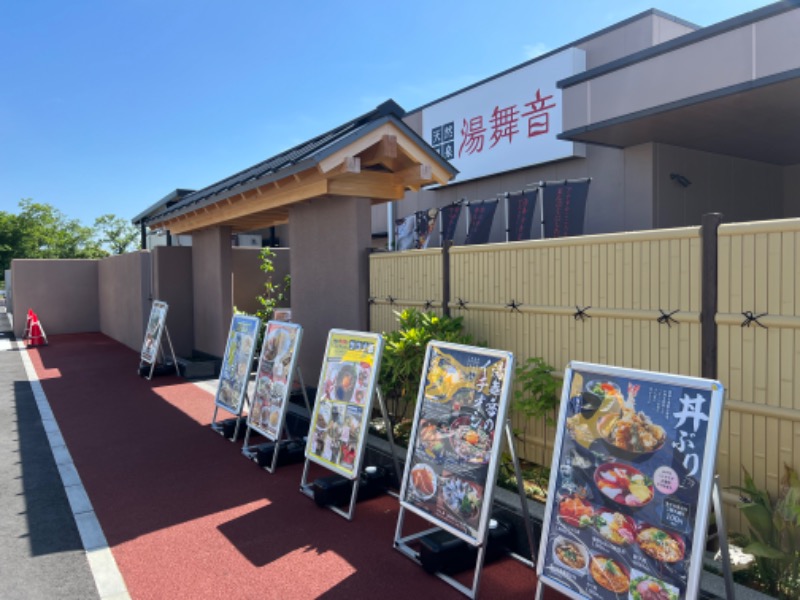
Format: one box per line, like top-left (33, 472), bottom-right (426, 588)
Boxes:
top-left (507, 191), bottom-right (537, 242)
top-left (542, 180), bottom-right (589, 238)
top-left (466, 200), bottom-right (499, 245)
top-left (440, 203), bottom-right (463, 244)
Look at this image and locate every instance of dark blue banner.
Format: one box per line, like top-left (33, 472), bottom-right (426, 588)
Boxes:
top-left (440, 203), bottom-right (462, 244)
top-left (507, 191), bottom-right (537, 241)
top-left (466, 200), bottom-right (499, 245)
top-left (542, 181), bottom-right (590, 238)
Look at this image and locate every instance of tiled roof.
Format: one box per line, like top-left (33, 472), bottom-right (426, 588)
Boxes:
top-left (131, 189), bottom-right (195, 225)
top-left (144, 99), bottom-right (445, 225)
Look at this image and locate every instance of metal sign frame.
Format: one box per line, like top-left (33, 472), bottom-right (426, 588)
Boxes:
top-left (211, 314), bottom-right (260, 439)
top-left (535, 361), bottom-right (725, 600)
top-left (299, 329), bottom-right (384, 520)
top-left (139, 300), bottom-right (178, 379)
top-left (392, 341), bottom-right (517, 598)
top-left (244, 321), bottom-right (304, 441)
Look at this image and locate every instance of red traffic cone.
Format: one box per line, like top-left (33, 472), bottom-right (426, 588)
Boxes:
top-left (27, 317), bottom-right (47, 347)
top-left (24, 309), bottom-right (35, 339)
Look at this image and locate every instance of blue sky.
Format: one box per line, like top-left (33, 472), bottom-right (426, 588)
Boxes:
top-left (0, 0), bottom-right (775, 226)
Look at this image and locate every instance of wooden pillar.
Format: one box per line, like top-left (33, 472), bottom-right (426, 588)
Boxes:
top-left (701, 213), bottom-right (722, 380)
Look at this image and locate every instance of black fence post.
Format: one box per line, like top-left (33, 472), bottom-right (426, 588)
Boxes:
top-left (442, 241), bottom-right (452, 317)
top-left (701, 213), bottom-right (722, 380)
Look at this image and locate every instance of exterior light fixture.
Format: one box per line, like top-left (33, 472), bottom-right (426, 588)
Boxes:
top-left (670, 173), bottom-right (692, 188)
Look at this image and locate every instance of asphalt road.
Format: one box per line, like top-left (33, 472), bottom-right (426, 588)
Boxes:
top-left (0, 309), bottom-right (100, 600)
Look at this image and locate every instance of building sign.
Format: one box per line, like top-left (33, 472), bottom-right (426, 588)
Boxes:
top-left (536, 362), bottom-right (724, 600)
top-left (305, 330), bottom-right (384, 479)
top-left (398, 342), bottom-right (513, 545)
top-left (422, 47), bottom-right (585, 183)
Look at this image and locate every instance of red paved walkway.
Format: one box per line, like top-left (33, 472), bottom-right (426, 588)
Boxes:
top-left (29, 333), bottom-right (567, 599)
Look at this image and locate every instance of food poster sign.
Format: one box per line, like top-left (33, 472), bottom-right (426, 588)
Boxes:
top-left (247, 321), bottom-right (302, 441)
top-left (537, 362), bottom-right (724, 600)
top-left (140, 300), bottom-right (168, 364)
top-left (306, 330), bottom-right (383, 479)
top-left (399, 342), bottom-right (513, 545)
top-left (214, 314), bottom-right (260, 414)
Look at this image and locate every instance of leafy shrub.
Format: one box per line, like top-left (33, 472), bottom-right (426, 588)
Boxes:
top-left (513, 357), bottom-right (559, 425)
top-left (234, 247), bottom-right (290, 351)
top-left (730, 464), bottom-right (800, 599)
top-left (379, 309), bottom-right (478, 419)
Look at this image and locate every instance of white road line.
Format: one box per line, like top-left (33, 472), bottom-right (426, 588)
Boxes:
top-left (16, 341), bottom-right (131, 600)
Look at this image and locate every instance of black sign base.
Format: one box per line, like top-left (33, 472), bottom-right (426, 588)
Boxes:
top-left (218, 417), bottom-right (248, 440)
top-left (419, 520), bottom-right (513, 576)
top-left (138, 361), bottom-right (176, 378)
top-left (255, 440), bottom-right (305, 468)
top-left (312, 466), bottom-right (392, 508)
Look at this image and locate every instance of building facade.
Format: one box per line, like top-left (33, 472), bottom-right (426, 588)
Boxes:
top-left (370, 3), bottom-right (800, 247)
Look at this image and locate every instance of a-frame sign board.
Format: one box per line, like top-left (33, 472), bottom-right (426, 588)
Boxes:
top-left (394, 341), bottom-right (534, 599)
top-left (300, 329), bottom-right (386, 521)
top-left (242, 321), bottom-right (311, 472)
top-left (210, 314), bottom-right (260, 441)
top-left (139, 300), bottom-right (178, 380)
top-left (535, 361), bottom-right (726, 600)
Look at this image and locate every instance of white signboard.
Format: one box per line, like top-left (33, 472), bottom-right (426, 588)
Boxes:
top-left (537, 362), bottom-right (725, 600)
top-left (398, 342), bottom-right (514, 545)
top-left (140, 300), bottom-right (168, 365)
top-left (305, 330), bottom-right (383, 479)
top-left (422, 47), bottom-right (585, 183)
top-left (248, 321), bottom-right (303, 441)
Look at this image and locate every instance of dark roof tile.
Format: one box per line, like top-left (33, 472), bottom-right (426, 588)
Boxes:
top-left (146, 100), bottom-right (415, 224)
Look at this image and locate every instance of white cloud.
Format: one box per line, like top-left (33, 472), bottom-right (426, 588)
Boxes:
top-left (523, 42), bottom-right (550, 59)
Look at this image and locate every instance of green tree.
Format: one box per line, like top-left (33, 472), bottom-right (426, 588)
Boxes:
top-left (14, 199), bottom-right (105, 259)
top-left (93, 213), bottom-right (139, 254)
top-left (0, 199), bottom-right (107, 281)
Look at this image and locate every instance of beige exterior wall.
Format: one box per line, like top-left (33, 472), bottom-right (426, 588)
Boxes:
top-left (290, 196), bottom-right (371, 384)
top-left (575, 12), bottom-right (695, 70)
top-left (8, 245), bottom-right (291, 360)
top-left (389, 142), bottom-right (657, 241)
top-left (10, 259), bottom-right (100, 338)
top-left (152, 246), bottom-right (194, 358)
top-left (785, 164), bottom-right (800, 217)
top-left (562, 8), bottom-right (800, 132)
top-left (231, 247), bottom-right (290, 316)
top-left (98, 252), bottom-right (152, 352)
top-left (654, 143), bottom-right (784, 227)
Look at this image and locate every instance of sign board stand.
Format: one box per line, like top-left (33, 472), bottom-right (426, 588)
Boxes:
top-left (711, 475), bottom-right (736, 600)
top-left (535, 361), bottom-right (727, 600)
top-left (145, 326), bottom-right (179, 380)
top-left (210, 314), bottom-right (260, 441)
top-left (242, 368), bottom-right (312, 473)
top-left (376, 386), bottom-right (403, 492)
top-left (299, 384), bottom-right (395, 520)
top-left (139, 300), bottom-right (179, 380)
top-left (240, 321), bottom-right (307, 472)
top-left (393, 342), bottom-right (523, 599)
top-left (394, 420), bottom-right (535, 599)
top-left (211, 396), bottom-right (250, 441)
top-left (299, 330), bottom-right (385, 521)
